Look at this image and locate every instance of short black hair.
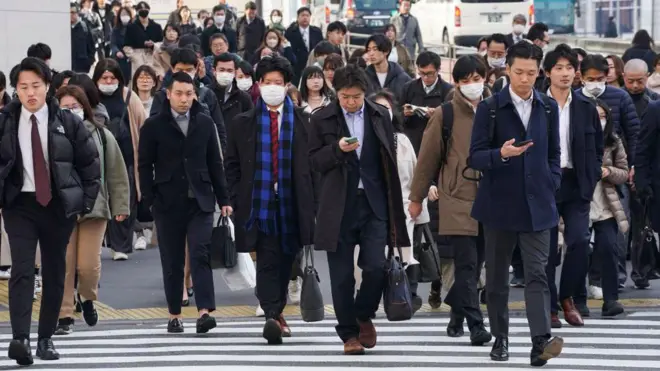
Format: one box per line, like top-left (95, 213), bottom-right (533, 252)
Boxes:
top-left (136, 1), bottom-right (150, 10)
top-left (245, 1), bottom-right (257, 10)
top-left (27, 43), bottom-right (52, 61)
top-left (580, 54), bottom-right (609, 76)
top-left (452, 55), bottom-right (487, 83)
top-left (526, 22), bottom-right (549, 43)
top-left (365, 34), bottom-right (392, 56)
top-left (48, 70), bottom-right (75, 98)
top-left (487, 33), bottom-right (509, 49)
top-left (543, 44), bottom-right (578, 72)
top-left (255, 56), bottom-right (293, 84)
top-left (68, 73), bottom-right (101, 107)
top-left (163, 23), bottom-right (181, 38)
top-left (210, 32), bottom-right (229, 47)
top-left (327, 21), bottom-right (347, 35)
top-left (237, 60), bottom-right (254, 78)
top-left (213, 52), bottom-right (236, 69)
top-left (313, 40), bottom-right (341, 57)
top-left (170, 47), bottom-right (199, 69)
top-left (572, 47), bottom-right (588, 59)
top-left (297, 6), bottom-right (311, 16)
top-left (212, 4), bottom-right (227, 14)
top-left (92, 58), bottom-right (126, 86)
top-left (416, 51), bottom-right (441, 70)
top-left (11, 57), bottom-right (52, 87)
top-left (167, 71), bottom-right (194, 89)
top-left (333, 64), bottom-right (368, 93)
top-left (506, 40), bottom-right (543, 67)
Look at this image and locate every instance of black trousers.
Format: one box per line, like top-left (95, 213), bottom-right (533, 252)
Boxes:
top-left (327, 194), bottom-right (387, 342)
top-left (255, 231), bottom-right (296, 319)
top-left (107, 170), bottom-right (137, 254)
top-left (444, 235), bottom-right (485, 329)
top-left (4, 193), bottom-right (75, 340)
top-left (155, 199), bottom-right (215, 315)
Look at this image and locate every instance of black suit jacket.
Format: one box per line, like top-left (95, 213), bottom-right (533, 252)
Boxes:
top-left (225, 105), bottom-right (315, 252)
top-left (138, 99), bottom-right (229, 213)
top-left (284, 23), bottom-right (323, 84)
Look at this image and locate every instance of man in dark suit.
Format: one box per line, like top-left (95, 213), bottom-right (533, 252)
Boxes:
top-left (225, 56), bottom-right (315, 345)
top-left (542, 44), bottom-right (604, 328)
top-left (468, 41), bottom-right (563, 366)
top-left (0, 57), bottom-right (100, 365)
top-left (236, 1), bottom-right (266, 62)
top-left (505, 14), bottom-right (527, 47)
top-left (138, 72), bottom-right (232, 335)
top-left (308, 64), bottom-right (410, 355)
top-left (200, 4), bottom-right (238, 56)
top-left (285, 6), bottom-right (323, 86)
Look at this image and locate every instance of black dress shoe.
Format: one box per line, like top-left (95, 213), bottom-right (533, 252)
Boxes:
top-left (602, 300), bottom-right (625, 317)
top-left (196, 314), bottom-right (217, 334)
top-left (36, 338), bottom-right (60, 360)
top-left (446, 312), bottom-right (465, 337)
top-left (167, 318), bottom-right (184, 333)
top-left (81, 300), bottom-right (98, 326)
top-left (530, 335), bottom-right (563, 367)
top-left (8, 339), bottom-right (33, 366)
top-left (469, 325), bottom-right (492, 346)
top-left (490, 336), bottom-right (509, 361)
top-left (411, 295), bottom-right (423, 314)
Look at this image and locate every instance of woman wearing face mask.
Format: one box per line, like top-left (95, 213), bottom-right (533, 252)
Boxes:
top-left (299, 66), bottom-right (332, 113)
top-left (91, 59), bottom-right (148, 260)
top-left (177, 5), bottom-right (197, 36)
top-left (111, 6), bottom-right (134, 83)
top-left (589, 99), bottom-right (628, 317)
top-left (268, 9), bottom-right (285, 34)
top-left (123, 1), bottom-right (163, 79)
top-left (132, 64), bottom-right (158, 113)
top-left (236, 61), bottom-right (260, 104)
top-left (152, 24), bottom-right (181, 79)
top-left (53, 85), bottom-right (130, 335)
top-left (383, 24), bottom-right (415, 78)
top-left (252, 29), bottom-right (296, 67)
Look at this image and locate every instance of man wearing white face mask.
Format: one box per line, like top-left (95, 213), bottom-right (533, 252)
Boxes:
top-left (211, 53), bottom-right (254, 128)
top-left (225, 56), bottom-right (315, 345)
top-left (200, 4), bottom-right (238, 57)
top-left (409, 55), bottom-right (492, 346)
top-left (506, 14), bottom-right (527, 46)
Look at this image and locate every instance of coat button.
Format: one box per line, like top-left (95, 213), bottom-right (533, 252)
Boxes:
top-left (528, 194), bottom-right (534, 199)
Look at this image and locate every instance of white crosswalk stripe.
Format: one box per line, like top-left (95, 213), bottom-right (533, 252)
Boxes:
top-left (1, 314), bottom-right (659, 369)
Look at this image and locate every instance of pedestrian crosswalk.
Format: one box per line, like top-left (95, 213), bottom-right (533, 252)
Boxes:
top-left (1, 313), bottom-right (659, 369)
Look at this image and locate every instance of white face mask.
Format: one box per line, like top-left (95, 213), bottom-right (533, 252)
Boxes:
top-left (584, 81), bottom-right (606, 97)
top-left (215, 71), bottom-right (234, 86)
top-left (98, 83), bottom-right (118, 95)
top-left (260, 84), bottom-right (286, 106)
top-left (488, 57), bottom-right (505, 69)
top-left (513, 24), bottom-right (525, 35)
top-left (120, 15), bottom-right (130, 24)
top-left (266, 38), bottom-right (279, 48)
top-left (600, 118), bottom-right (607, 130)
top-left (237, 77), bottom-right (253, 91)
top-left (66, 108), bottom-right (84, 120)
top-left (478, 50), bottom-right (487, 57)
top-left (214, 15), bottom-right (225, 25)
top-left (459, 82), bottom-right (484, 101)
top-left (272, 15), bottom-right (282, 23)
top-left (187, 72), bottom-right (196, 81)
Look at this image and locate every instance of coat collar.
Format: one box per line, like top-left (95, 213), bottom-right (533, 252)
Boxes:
top-left (314, 98), bottom-right (386, 121)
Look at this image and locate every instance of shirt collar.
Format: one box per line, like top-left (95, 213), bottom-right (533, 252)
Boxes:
top-left (509, 85), bottom-right (533, 105)
top-left (23, 103), bottom-right (48, 125)
top-left (268, 103), bottom-right (284, 116)
top-left (424, 76), bottom-right (439, 92)
top-left (171, 109), bottom-right (190, 120)
top-left (546, 88), bottom-right (572, 105)
top-left (342, 104), bottom-right (365, 118)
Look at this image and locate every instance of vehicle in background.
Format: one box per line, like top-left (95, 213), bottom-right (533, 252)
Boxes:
top-left (413, 0), bottom-right (535, 49)
top-left (535, 0), bottom-right (575, 34)
top-left (337, 0), bottom-right (399, 46)
top-left (311, 0), bottom-right (342, 34)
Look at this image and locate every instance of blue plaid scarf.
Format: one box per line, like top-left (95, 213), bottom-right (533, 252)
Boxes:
top-left (245, 96), bottom-right (296, 254)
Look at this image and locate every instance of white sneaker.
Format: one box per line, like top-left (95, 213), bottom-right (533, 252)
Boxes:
top-left (34, 275), bottom-right (42, 294)
top-left (255, 305), bottom-right (265, 317)
top-left (588, 285), bottom-right (603, 300)
top-left (288, 277), bottom-right (302, 304)
top-left (509, 265), bottom-right (513, 274)
top-left (134, 236), bottom-right (148, 251)
top-left (112, 250), bottom-right (129, 261)
top-left (0, 268), bottom-right (10, 280)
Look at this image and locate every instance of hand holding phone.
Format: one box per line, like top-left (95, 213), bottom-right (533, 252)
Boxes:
top-left (345, 137), bottom-right (358, 144)
top-left (339, 137), bottom-right (360, 152)
top-left (501, 138), bottom-right (533, 158)
top-left (513, 139), bottom-right (533, 147)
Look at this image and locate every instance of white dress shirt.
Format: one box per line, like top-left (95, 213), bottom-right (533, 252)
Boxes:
top-left (300, 26), bottom-right (310, 51)
top-left (509, 86), bottom-right (533, 130)
top-left (547, 88), bottom-right (573, 168)
top-left (18, 104), bottom-right (49, 192)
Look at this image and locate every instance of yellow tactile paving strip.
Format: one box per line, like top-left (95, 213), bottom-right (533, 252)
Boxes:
top-left (1, 281), bottom-right (659, 321)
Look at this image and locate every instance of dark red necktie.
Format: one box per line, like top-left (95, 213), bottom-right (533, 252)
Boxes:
top-left (30, 115), bottom-right (51, 207)
top-left (269, 111), bottom-right (279, 180)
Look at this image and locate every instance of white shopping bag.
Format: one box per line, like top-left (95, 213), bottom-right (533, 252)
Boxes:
top-left (217, 215), bottom-right (257, 291)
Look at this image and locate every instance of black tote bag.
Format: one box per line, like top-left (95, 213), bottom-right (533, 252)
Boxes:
top-left (210, 216), bottom-right (237, 269)
top-left (383, 245), bottom-right (413, 322)
top-left (300, 245), bottom-right (325, 322)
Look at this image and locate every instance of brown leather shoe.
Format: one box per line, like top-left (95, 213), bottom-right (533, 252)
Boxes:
top-left (561, 298), bottom-right (584, 327)
top-left (550, 313), bottom-right (562, 328)
top-left (278, 315), bottom-right (291, 337)
top-left (358, 319), bottom-right (377, 348)
top-left (343, 338), bottom-right (366, 355)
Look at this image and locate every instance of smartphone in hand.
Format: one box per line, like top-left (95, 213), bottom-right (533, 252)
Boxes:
top-left (514, 139), bottom-right (533, 147)
top-left (345, 137), bottom-right (359, 144)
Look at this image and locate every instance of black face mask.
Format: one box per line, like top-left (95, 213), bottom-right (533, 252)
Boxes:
top-left (138, 9), bottom-right (149, 18)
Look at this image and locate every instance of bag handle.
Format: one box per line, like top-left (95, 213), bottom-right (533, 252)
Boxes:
top-left (216, 215), bottom-right (230, 228)
top-left (386, 243), bottom-right (405, 265)
top-left (422, 224), bottom-right (435, 244)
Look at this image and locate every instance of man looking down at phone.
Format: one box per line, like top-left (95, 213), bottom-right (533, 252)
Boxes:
top-left (468, 41), bottom-right (564, 367)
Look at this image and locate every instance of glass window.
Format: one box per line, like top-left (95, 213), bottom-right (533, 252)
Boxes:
top-left (353, 0), bottom-right (398, 9)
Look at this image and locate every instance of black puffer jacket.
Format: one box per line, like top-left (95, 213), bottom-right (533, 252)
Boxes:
top-left (0, 98), bottom-right (101, 217)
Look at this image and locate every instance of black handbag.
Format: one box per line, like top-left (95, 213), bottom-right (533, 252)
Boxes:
top-left (210, 216), bottom-right (237, 269)
top-left (412, 224), bottom-right (442, 283)
top-left (383, 245), bottom-right (413, 322)
top-left (634, 197), bottom-right (658, 279)
top-left (300, 245), bottom-right (325, 322)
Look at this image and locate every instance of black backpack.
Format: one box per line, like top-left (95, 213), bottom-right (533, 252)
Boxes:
top-left (442, 93), bottom-right (553, 180)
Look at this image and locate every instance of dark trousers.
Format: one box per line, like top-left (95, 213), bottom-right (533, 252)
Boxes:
top-left (592, 218), bottom-right (620, 302)
top-left (4, 193), bottom-right (75, 340)
top-left (155, 198), bottom-right (215, 315)
top-left (615, 184), bottom-right (631, 284)
top-left (484, 227), bottom-right (551, 338)
top-left (107, 170), bottom-right (137, 254)
top-left (328, 194), bottom-right (387, 342)
top-left (511, 245), bottom-right (524, 279)
top-left (547, 175), bottom-right (592, 314)
top-left (629, 191), bottom-right (645, 282)
top-left (255, 231), bottom-right (296, 319)
top-left (289, 249), bottom-right (303, 281)
top-left (444, 235), bottom-right (484, 329)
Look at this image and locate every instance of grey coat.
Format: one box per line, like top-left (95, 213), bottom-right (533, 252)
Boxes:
top-left (390, 14), bottom-right (424, 59)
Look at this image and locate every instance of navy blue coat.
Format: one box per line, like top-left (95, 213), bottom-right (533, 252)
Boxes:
top-left (469, 88), bottom-right (561, 232)
top-left (635, 100), bottom-right (660, 231)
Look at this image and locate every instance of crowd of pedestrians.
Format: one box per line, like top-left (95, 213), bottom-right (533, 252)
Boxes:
top-left (0, 0), bottom-right (660, 368)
